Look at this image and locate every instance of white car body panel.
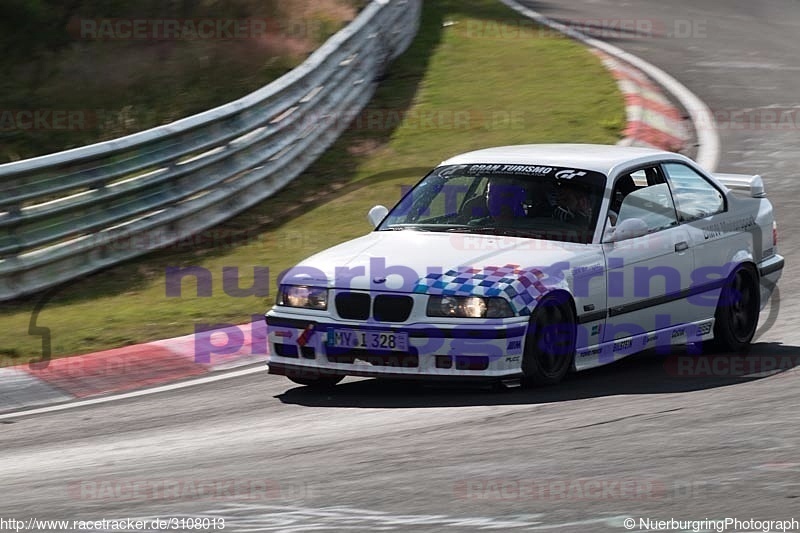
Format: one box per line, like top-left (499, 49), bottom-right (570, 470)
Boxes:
top-left (266, 145), bottom-right (784, 383)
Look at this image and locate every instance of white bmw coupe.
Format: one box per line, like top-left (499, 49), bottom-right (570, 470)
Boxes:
top-left (266, 144), bottom-right (783, 388)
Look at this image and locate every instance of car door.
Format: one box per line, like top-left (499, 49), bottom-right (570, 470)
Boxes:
top-left (601, 166), bottom-right (695, 352)
top-left (661, 162), bottom-right (736, 321)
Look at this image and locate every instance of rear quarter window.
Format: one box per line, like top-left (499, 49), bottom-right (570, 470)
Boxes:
top-left (664, 163), bottom-right (725, 221)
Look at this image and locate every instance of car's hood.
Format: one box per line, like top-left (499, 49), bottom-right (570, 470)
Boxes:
top-left (283, 231), bottom-right (601, 314)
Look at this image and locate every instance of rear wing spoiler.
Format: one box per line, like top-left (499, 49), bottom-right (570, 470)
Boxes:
top-left (713, 173), bottom-right (766, 198)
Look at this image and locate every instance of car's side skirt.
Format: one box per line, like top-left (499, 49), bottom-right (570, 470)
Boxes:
top-left (574, 318), bottom-right (715, 372)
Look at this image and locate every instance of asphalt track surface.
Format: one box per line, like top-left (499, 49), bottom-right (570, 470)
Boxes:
top-left (2, 1), bottom-right (800, 531)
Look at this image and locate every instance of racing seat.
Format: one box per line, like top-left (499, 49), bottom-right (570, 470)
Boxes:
top-left (608, 174), bottom-right (638, 225)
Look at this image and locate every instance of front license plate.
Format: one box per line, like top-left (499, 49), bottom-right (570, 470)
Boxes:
top-left (327, 329), bottom-right (409, 352)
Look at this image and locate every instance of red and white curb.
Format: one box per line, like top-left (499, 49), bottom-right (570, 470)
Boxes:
top-left (1, 1), bottom-right (720, 416)
top-left (593, 51), bottom-right (690, 151)
top-left (0, 320), bottom-right (266, 414)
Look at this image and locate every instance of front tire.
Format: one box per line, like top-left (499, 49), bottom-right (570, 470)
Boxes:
top-left (710, 265), bottom-right (760, 353)
top-left (521, 293), bottom-right (576, 386)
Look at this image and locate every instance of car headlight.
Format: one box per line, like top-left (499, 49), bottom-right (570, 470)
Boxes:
top-left (426, 295), bottom-right (514, 318)
top-left (277, 285), bottom-right (328, 310)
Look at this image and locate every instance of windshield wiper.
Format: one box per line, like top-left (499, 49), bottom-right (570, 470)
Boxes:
top-left (446, 225), bottom-right (549, 239)
top-left (383, 224), bottom-right (432, 231)
top-left (384, 223), bottom-right (472, 232)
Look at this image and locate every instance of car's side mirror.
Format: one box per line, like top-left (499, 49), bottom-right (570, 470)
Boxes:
top-left (367, 205), bottom-right (389, 228)
top-left (604, 217), bottom-right (649, 242)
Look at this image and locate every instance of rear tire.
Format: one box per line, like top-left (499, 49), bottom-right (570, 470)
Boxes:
top-left (710, 265), bottom-right (760, 353)
top-left (521, 293), bottom-right (576, 386)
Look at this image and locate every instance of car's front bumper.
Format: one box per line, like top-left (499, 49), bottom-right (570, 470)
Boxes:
top-left (265, 313), bottom-right (530, 380)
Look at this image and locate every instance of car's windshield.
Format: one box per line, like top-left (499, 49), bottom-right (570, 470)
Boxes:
top-left (378, 163), bottom-right (607, 244)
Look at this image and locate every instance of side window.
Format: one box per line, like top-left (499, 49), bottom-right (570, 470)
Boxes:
top-left (609, 173), bottom-right (640, 218)
top-left (608, 166), bottom-right (662, 225)
top-left (629, 169), bottom-right (649, 187)
top-left (617, 183), bottom-right (678, 234)
top-left (663, 163), bottom-right (724, 221)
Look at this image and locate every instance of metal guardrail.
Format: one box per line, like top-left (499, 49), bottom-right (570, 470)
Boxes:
top-left (0, 0), bottom-right (421, 301)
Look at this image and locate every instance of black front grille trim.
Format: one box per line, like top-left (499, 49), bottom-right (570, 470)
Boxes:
top-left (373, 294), bottom-right (414, 322)
top-left (335, 292), bottom-right (371, 320)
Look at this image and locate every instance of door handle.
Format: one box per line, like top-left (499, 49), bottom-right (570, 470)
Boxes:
top-left (674, 241), bottom-right (689, 252)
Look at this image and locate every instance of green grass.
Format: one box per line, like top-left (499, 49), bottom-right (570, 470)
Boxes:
top-left (0, 0), bottom-right (625, 366)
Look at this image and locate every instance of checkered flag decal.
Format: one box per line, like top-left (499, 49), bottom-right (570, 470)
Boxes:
top-left (414, 263), bottom-right (549, 315)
